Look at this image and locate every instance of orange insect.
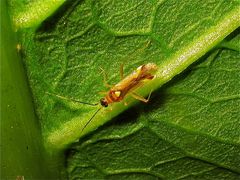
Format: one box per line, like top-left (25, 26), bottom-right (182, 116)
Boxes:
top-left (47, 63), bottom-right (157, 132)
top-left (100, 63), bottom-right (157, 107)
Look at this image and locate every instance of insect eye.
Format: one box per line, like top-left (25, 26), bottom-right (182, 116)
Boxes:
top-left (100, 98), bottom-right (108, 107)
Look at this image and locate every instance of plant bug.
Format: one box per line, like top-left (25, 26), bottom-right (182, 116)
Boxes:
top-left (99, 63), bottom-right (157, 107)
top-left (47, 63), bottom-right (157, 133)
top-left (47, 63), bottom-right (157, 131)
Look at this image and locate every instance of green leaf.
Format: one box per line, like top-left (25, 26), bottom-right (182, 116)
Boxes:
top-left (66, 30), bottom-right (240, 179)
top-left (18, 0), bottom-right (240, 178)
top-left (21, 0), bottom-right (240, 150)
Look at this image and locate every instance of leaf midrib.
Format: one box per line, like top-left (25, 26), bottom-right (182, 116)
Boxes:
top-left (46, 6), bottom-right (240, 150)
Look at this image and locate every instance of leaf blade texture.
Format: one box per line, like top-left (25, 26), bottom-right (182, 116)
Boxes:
top-left (19, 0), bottom-right (240, 178)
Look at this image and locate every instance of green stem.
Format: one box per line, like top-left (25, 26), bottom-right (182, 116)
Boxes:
top-left (1, 1), bottom-right (62, 178)
top-left (11, 0), bottom-right (65, 30)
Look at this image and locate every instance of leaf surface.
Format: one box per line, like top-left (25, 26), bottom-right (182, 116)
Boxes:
top-left (19, 1), bottom-right (240, 177)
top-left (66, 30), bottom-right (240, 179)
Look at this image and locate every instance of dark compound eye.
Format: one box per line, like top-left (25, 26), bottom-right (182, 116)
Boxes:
top-left (100, 98), bottom-right (108, 107)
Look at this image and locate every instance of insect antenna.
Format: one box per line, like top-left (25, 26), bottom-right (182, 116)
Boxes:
top-left (81, 107), bottom-right (102, 133)
top-left (46, 92), bottom-right (98, 106)
top-left (46, 92), bottom-right (103, 133)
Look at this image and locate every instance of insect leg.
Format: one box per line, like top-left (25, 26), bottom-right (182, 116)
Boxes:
top-left (100, 67), bottom-right (112, 88)
top-left (131, 91), bottom-right (152, 103)
top-left (120, 63), bottom-right (124, 80)
top-left (98, 91), bottom-right (108, 95)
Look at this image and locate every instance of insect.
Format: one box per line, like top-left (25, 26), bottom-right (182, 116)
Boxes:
top-left (47, 63), bottom-right (157, 132)
top-left (100, 63), bottom-right (157, 107)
